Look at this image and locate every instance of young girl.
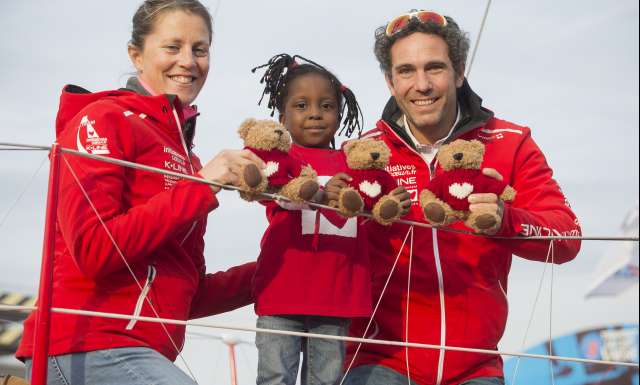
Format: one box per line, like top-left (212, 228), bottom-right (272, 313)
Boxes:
top-left (250, 54), bottom-right (383, 385)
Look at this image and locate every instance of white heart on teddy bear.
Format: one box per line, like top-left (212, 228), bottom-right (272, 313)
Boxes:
top-left (448, 182), bottom-right (474, 199)
top-left (359, 180), bottom-right (381, 198)
top-left (264, 161), bottom-right (279, 177)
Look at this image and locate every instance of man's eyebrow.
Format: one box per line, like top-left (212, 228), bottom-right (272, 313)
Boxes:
top-left (393, 63), bottom-right (415, 71)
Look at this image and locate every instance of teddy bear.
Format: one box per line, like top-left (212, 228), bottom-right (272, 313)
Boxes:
top-left (330, 138), bottom-right (403, 225)
top-left (419, 139), bottom-right (516, 233)
top-left (237, 118), bottom-right (319, 202)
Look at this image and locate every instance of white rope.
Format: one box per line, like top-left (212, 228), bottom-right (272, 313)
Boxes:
top-left (61, 155), bottom-right (200, 384)
top-left (510, 240), bottom-right (555, 385)
top-left (338, 226), bottom-right (413, 385)
top-left (466, 0), bottom-right (492, 78)
top-left (2, 304), bottom-right (637, 369)
top-left (405, 227), bottom-right (414, 384)
top-left (549, 241), bottom-right (556, 385)
top-left (1, 142), bottom-right (634, 242)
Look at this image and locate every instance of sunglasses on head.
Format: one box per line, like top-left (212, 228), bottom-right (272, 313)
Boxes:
top-left (385, 10), bottom-right (448, 36)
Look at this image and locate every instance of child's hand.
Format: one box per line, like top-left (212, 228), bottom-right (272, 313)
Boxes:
top-left (324, 173), bottom-right (353, 205)
top-left (390, 186), bottom-right (412, 216)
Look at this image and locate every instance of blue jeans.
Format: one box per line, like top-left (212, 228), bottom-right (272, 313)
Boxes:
top-left (256, 315), bottom-right (350, 385)
top-left (24, 347), bottom-right (196, 385)
top-left (343, 364), bottom-right (504, 385)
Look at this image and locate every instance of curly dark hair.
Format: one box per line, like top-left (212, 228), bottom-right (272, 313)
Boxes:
top-left (374, 12), bottom-right (470, 77)
top-left (252, 54), bottom-right (364, 138)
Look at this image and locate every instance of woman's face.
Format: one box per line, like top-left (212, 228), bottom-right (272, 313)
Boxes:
top-left (129, 10), bottom-right (210, 105)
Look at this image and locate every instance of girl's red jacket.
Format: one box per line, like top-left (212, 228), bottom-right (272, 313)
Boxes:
top-left (253, 144), bottom-right (373, 318)
top-left (347, 84), bottom-right (582, 385)
top-left (17, 85), bottom-right (255, 361)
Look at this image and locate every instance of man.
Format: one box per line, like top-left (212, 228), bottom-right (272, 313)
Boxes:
top-left (343, 10), bottom-right (582, 385)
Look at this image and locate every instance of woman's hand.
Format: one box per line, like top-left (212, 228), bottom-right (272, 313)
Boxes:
top-left (198, 149), bottom-right (265, 193)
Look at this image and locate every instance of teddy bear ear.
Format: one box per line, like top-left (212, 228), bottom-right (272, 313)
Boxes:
top-left (469, 139), bottom-right (485, 156)
top-left (342, 139), bottom-right (358, 154)
top-left (238, 118), bottom-right (256, 140)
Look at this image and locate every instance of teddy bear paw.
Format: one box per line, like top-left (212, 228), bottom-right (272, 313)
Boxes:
top-left (298, 179), bottom-right (320, 202)
top-left (372, 196), bottom-right (402, 225)
top-left (242, 164), bottom-right (263, 189)
top-left (338, 188), bottom-right (364, 217)
top-left (423, 202), bottom-right (447, 225)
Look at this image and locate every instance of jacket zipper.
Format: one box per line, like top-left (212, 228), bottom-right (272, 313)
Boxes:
top-left (126, 265), bottom-right (157, 330)
top-left (385, 123), bottom-right (447, 385)
top-left (171, 107), bottom-right (197, 244)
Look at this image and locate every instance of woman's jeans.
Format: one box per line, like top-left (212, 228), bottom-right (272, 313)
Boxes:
top-left (24, 346), bottom-right (196, 385)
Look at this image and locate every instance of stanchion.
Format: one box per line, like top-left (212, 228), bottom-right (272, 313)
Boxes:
top-left (31, 143), bottom-right (61, 385)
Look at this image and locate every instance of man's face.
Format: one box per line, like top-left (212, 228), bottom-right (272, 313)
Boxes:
top-left (385, 32), bottom-right (464, 138)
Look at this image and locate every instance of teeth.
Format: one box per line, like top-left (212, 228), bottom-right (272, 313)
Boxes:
top-left (414, 99), bottom-right (436, 106)
top-left (169, 75), bottom-right (194, 84)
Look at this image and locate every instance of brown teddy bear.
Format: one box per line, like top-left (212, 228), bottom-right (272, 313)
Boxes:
top-left (419, 139), bottom-right (516, 233)
top-left (331, 138), bottom-right (403, 225)
top-left (237, 118), bottom-right (319, 202)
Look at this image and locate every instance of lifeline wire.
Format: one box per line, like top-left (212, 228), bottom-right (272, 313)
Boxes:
top-left (1, 304), bottom-right (637, 369)
top-left (1, 142), bottom-right (635, 243)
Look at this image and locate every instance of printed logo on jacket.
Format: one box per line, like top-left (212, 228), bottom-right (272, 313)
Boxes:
top-left (76, 115), bottom-right (110, 155)
top-left (386, 163), bottom-right (418, 201)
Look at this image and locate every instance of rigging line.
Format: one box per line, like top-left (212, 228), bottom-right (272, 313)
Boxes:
top-left (58, 147), bottom-right (640, 242)
top-left (2, 142), bottom-right (637, 242)
top-left (7, 303), bottom-right (640, 369)
top-left (3, 304), bottom-right (639, 368)
top-left (61, 155), bottom-right (200, 384)
top-left (0, 155), bottom-right (48, 230)
top-left (549, 242), bottom-right (556, 385)
top-left (405, 226), bottom-right (414, 384)
top-left (0, 142), bottom-right (51, 151)
top-left (510, 240), bottom-right (555, 385)
top-left (0, 148), bottom-right (50, 151)
top-left (338, 226), bottom-right (414, 385)
top-left (466, 0), bottom-right (492, 78)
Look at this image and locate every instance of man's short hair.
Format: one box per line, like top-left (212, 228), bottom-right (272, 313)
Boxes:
top-left (374, 14), bottom-right (471, 77)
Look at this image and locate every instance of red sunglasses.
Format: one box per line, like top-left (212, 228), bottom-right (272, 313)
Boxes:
top-left (385, 10), bottom-right (448, 36)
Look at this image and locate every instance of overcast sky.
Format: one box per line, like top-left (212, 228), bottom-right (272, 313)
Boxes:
top-left (0, 1), bottom-right (638, 383)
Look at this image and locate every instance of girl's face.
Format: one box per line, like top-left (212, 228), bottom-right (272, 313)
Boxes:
top-left (279, 74), bottom-right (340, 148)
top-left (128, 10), bottom-right (210, 106)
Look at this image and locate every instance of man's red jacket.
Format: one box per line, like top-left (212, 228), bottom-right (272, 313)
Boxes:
top-left (347, 80), bottom-right (581, 384)
top-left (17, 83), bottom-right (255, 361)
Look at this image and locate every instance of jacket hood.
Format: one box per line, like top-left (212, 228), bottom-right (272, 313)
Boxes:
top-left (380, 78), bottom-right (494, 149)
top-left (55, 80), bottom-right (198, 148)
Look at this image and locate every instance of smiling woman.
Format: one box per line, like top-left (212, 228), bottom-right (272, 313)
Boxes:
top-left (15, 1), bottom-right (264, 385)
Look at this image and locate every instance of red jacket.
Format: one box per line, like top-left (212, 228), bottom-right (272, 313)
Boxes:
top-left (253, 144), bottom-right (372, 318)
top-left (17, 83), bottom-right (255, 361)
top-left (347, 81), bottom-right (581, 384)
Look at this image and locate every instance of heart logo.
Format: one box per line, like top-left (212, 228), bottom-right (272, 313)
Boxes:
top-left (448, 182), bottom-right (474, 199)
top-left (359, 180), bottom-right (381, 198)
top-left (264, 161), bottom-right (279, 177)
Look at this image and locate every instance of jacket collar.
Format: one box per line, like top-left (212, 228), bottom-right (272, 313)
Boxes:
top-left (380, 78), bottom-right (494, 150)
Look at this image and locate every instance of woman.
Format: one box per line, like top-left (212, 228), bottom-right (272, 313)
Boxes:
top-left (17, 1), bottom-right (263, 384)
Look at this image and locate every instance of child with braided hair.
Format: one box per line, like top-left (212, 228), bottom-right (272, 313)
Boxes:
top-left (250, 54), bottom-right (411, 385)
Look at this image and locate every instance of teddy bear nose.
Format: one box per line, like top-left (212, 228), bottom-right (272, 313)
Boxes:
top-left (274, 130), bottom-right (283, 136)
top-left (453, 152), bottom-right (464, 161)
top-left (371, 152), bottom-right (380, 160)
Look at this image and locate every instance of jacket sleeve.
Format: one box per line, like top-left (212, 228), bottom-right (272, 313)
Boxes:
top-left (57, 103), bottom-right (218, 279)
top-left (188, 261), bottom-right (257, 319)
top-left (497, 132), bottom-right (581, 263)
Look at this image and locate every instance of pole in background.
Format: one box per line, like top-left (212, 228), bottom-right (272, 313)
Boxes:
top-left (31, 143), bottom-right (62, 385)
top-left (222, 333), bottom-right (239, 385)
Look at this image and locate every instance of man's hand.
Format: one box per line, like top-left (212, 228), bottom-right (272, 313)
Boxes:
top-left (468, 193), bottom-right (504, 235)
top-left (391, 186), bottom-right (412, 216)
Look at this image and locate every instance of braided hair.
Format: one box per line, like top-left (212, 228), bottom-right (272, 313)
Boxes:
top-left (252, 54), bottom-right (364, 138)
